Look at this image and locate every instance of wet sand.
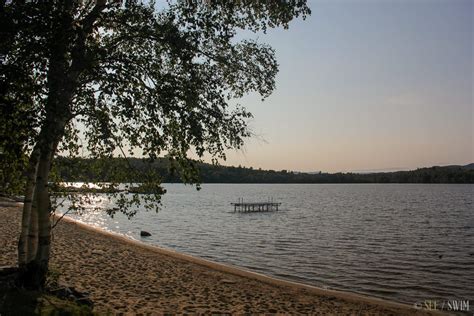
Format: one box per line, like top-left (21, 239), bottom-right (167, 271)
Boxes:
top-left (0, 201), bottom-right (436, 315)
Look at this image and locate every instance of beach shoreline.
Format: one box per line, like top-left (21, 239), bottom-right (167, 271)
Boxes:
top-left (58, 213), bottom-right (415, 310)
top-left (0, 201), bottom-right (437, 315)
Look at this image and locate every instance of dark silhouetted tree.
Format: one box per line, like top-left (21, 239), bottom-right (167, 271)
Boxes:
top-left (1, 0), bottom-right (310, 288)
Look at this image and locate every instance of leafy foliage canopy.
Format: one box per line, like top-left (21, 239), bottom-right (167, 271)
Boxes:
top-left (0, 0), bottom-right (310, 215)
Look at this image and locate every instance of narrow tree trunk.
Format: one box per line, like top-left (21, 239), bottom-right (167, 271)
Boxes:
top-left (31, 152), bottom-right (54, 288)
top-left (18, 198), bottom-right (40, 288)
top-left (17, 148), bottom-right (42, 288)
top-left (19, 141), bottom-right (57, 289)
top-left (26, 198), bottom-right (39, 263)
top-left (18, 147), bottom-right (40, 267)
top-left (15, 0), bottom-right (102, 288)
top-left (21, 111), bottom-right (68, 288)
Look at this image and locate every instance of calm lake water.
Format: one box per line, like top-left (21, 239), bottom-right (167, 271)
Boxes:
top-left (61, 184), bottom-right (474, 304)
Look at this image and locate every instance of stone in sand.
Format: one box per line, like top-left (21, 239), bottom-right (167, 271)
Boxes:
top-left (140, 230), bottom-right (152, 237)
top-left (221, 279), bottom-right (237, 284)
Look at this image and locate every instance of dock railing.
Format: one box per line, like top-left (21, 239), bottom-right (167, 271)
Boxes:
top-left (231, 198), bottom-right (281, 212)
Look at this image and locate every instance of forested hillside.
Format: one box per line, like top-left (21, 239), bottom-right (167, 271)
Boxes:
top-left (53, 157), bottom-right (474, 184)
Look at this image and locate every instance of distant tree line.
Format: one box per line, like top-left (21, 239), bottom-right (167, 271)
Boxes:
top-left (52, 157), bottom-right (474, 184)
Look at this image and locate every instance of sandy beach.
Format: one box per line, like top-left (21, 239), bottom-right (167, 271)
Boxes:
top-left (0, 201), bottom-right (435, 315)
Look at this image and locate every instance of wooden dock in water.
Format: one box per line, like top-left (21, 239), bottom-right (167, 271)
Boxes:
top-left (231, 198), bottom-right (281, 212)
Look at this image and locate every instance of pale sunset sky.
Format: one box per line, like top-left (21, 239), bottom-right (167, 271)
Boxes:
top-left (219, 0), bottom-right (473, 173)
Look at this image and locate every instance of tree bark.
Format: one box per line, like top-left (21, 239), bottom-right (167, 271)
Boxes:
top-left (20, 123), bottom-right (65, 289)
top-left (26, 199), bottom-right (38, 263)
top-left (17, 147), bottom-right (40, 267)
top-left (16, 1), bottom-right (105, 289)
top-left (17, 148), bottom-right (42, 288)
top-left (31, 147), bottom-right (55, 287)
top-left (18, 199), bottom-right (40, 288)
top-left (22, 2), bottom-right (76, 288)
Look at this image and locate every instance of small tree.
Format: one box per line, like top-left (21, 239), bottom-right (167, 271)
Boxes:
top-left (0, 0), bottom-right (310, 289)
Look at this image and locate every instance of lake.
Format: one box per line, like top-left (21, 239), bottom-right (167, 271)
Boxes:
top-left (60, 183), bottom-right (474, 305)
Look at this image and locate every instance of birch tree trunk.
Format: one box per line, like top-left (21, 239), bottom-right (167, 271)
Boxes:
top-left (20, 123), bottom-right (65, 288)
top-left (17, 148), bottom-right (41, 288)
top-left (32, 144), bottom-right (56, 287)
top-left (16, 0), bottom-right (105, 288)
top-left (22, 0), bottom-right (76, 287)
top-left (26, 199), bottom-right (38, 263)
top-left (18, 147), bottom-right (40, 267)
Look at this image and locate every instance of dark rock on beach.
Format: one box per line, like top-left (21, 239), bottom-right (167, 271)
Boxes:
top-left (140, 231), bottom-right (152, 237)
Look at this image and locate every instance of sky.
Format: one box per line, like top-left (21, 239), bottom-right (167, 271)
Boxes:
top-left (218, 0), bottom-right (473, 173)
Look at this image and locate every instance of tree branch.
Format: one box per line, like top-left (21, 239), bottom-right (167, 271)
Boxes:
top-left (51, 209), bottom-right (71, 229)
top-left (68, 0), bottom-right (108, 83)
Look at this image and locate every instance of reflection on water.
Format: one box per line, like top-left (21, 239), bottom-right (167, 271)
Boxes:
top-left (60, 183), bottom-right (474, 304)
